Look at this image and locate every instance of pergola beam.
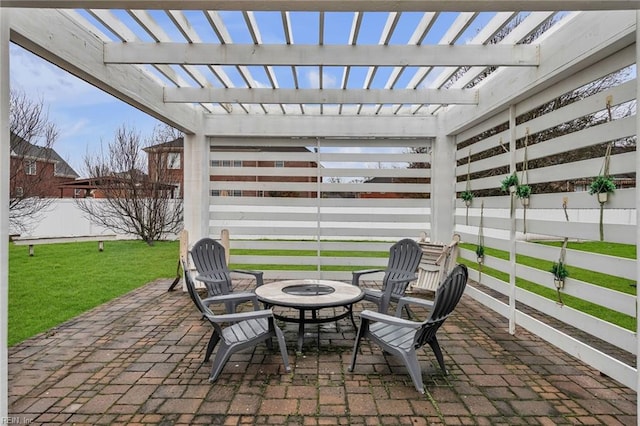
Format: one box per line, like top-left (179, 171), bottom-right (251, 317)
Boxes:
top-left (165, 87), bottom-right (478, 105)
top-left (204, 115), bottom-right (437, 137)
top-left (104, 43), bottom-right (540, 67)
top-left (9, 8), bottom-right (200, 133)
top-left (443, 10), bottom-right (636, 135)
top-left (4, 0), bottom-right (640, 11)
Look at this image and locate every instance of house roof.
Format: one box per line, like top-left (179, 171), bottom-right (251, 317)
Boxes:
top-left (145, 137), bottom-right (314, 153)
top-left (58, 175), bottom-right (177, 191)
top-left (10, 132), bottom-right (79, 178)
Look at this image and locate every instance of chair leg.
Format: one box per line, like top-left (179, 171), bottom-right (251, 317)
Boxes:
top-left (205, 331), bottom-right (220, 363)
top-left (209, 343), bottom-right (233, 382)
top-left (428, 337), bottom-right (448, 375)
top-left (400, 350), bottom-right (425, 394)
top-left (274, 326), bottom-right (291, 372)
top-left (348, 319), bottom-right (368, 372)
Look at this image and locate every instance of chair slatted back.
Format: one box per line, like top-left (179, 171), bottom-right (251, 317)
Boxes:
top-left (383, 238), bottom-right (423, 298)
top-left (190, 238), bottom-right (232, 296)
top-left (414, 264), bottom-right (468, 348)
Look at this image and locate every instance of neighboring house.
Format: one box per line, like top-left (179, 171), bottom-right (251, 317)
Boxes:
top-left (144, 137), bottom-right (318, 198)
top-left (359, 176), bottom-right (430, 199)
top-left (58, 170), bottom-right (178, 199)
top-left (10, 133), bottom-right (79, 198)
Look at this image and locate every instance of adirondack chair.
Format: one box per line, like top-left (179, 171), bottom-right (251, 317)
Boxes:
top-left (181, 259), bottom-right (290, 382)
top-left (351, 238), bottom-right (423, 314)
top-left (190, 237), bottom-right (264, 313)
top-left (412, 234), bottom-right (460, 293)
top-left (349, 264), bottom-right (468, 394)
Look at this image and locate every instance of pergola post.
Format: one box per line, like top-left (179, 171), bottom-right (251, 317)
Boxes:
top-left (0, 6), bottom-right (9, 419)
top-left (431, 122), bottom-right (455, 243)
top-left (183, 127), bottom-right (209, 244)
top-left (635, 8), bottom-right (640, 413)
top-left (508, 104), bottom-right (517, 335)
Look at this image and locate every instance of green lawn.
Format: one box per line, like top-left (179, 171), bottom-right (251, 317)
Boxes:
top-left (8, 240), bottom-right (179, 346)
top-left (8, 238), bottom-right (636, 346)
top-left (458, 241), bottom-right (637, 331)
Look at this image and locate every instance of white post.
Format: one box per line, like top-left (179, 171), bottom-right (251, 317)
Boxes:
top-left (0, 6), bottom-right (10, 419)
top-left (508, 104), bottom-right (517, 335)
top-left (183, 124), bottom-right (208, 242)
top-left (431, 122), bottom-right (455, 243)
top-left (635, 8), bottom-right (640, 418)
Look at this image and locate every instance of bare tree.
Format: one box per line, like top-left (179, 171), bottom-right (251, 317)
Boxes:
top-left (76, 124), bottom-right (183, 245)
top-left (9, 89), bottom-right (61, 233)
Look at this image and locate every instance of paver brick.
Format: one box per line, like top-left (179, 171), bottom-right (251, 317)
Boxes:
top-left (7, 279), bottom-right (637, 425)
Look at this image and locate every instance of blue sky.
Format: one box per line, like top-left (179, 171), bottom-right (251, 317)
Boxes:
top-left (9, 11), bottom-right (499, 176)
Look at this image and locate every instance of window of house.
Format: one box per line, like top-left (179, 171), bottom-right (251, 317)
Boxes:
top-left (211, 159), bottom-right (241, 167)
top-left (211, 190), bottom-right (221, 196)
top-left (74, 188), bottom-right (82, 198)
top-left (15, 187), bottom-right (23, 197)
top-left (275, 160), bottom-right (285, 168)
top-left (167, 152), bottom-right (181, 169)
top-left (25, 160), bottom-right (36, 175)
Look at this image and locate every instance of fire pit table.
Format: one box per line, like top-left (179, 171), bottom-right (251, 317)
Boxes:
top-left (255, 279), bottom-right (364, 352)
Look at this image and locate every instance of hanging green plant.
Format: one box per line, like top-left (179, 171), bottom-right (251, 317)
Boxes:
top-left (588, 175), bottom-right (616, 203)
top-left (550, 261), bottom-right (570, 290)
top-left (518, 131), bottom-right (533, 230)
top-left (515, 184), bottom-right (531, 199)
top-left (500, 173), bottom-right (519, 193)
top-left (475, 244), bottom-right (485, 263)
top-left (460, 190), bottom-right (474, 204)
top-left (462, 150), bottom-right (473, 224)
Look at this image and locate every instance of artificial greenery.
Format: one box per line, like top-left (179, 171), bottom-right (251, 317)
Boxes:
top-left (550, 261), bottom-right (570, 280)
top-left (588, 175), bottom-right (616, 195)
top-left (500, 173), bottom-right (519, 192)
top-left (515, 184), bottom-right (532, 199)
top-left (460, 190), bottom-right (474, 202)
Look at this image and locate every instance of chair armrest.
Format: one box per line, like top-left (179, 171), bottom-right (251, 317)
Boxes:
top-left (210, 309), bottom-right (273, 324)
top-left (360, 309), bottom-right (422, 329)
top-left (395, 295), bottom-right (434, 317)
top-left (202, 292), bottom-right (259, 306)
top-left (230, 269), bottom-right (264, 286)
top-left (352, 269), bottom-right (385, 286)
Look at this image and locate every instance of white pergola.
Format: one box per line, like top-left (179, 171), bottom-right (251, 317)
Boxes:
top-left (2, 0), bottom-right (640, 419)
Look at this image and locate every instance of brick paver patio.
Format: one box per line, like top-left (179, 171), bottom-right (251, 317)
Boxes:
top-left (8, 278), bottom-right (637, 425)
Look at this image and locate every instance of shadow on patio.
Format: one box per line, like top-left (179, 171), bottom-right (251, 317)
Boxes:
top-left (9, 278), bottom-right (636, 425)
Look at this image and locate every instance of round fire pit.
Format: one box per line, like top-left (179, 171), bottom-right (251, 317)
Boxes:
top-left (282, 284), bottom-right (336, 296)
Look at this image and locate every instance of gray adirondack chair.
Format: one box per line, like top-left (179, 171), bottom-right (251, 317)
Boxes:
top-left (190, 237), bottom-right (264, 313)
top-left (349, 264), bottom-right (468, 394)
top-left (351, 238), bottom-right (423, 314)
top-left (182, 259), bottom-right (290, 382)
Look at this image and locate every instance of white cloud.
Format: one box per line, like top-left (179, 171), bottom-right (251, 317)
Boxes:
top-left (306, 69), bottom-right (338, 89)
